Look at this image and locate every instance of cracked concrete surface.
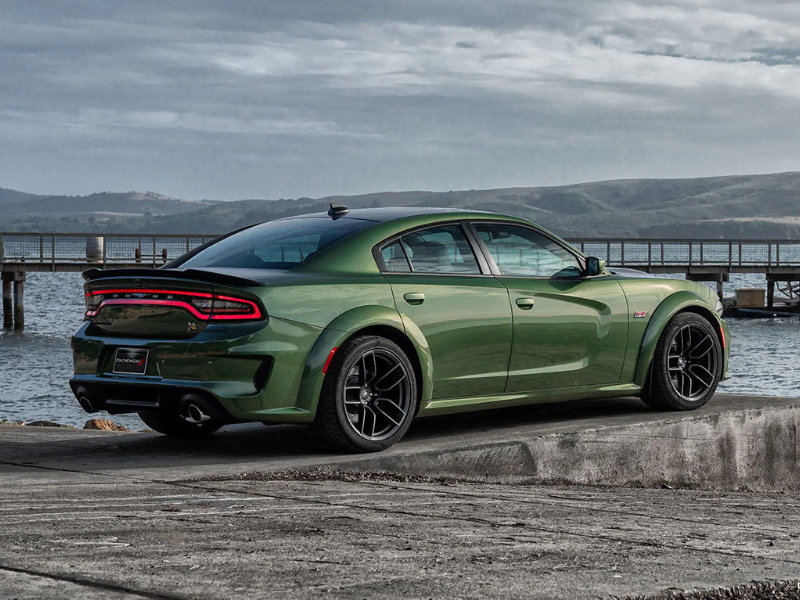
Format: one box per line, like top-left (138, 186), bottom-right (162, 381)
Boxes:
top-left (2, 394), bottom-right (799, 598)
top-left (1, 469), bottom-right (799, 599)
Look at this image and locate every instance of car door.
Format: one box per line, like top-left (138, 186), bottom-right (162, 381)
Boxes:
top-left (376, 223), bottom-right (512, 400)
top-left (471, 222), bottom-right (628, 393)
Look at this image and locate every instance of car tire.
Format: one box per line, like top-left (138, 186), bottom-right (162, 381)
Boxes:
top-left (641, 312), bottom-right (722, 411)
top-left (138, 411), bottom-right (222, 438)
top-left (313, 335), bottom-right (417, 453)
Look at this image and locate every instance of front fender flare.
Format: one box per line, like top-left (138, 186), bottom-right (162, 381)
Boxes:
top-left (633, 291), bottom-right (723, 387)
top-left (294, 305), bottom-right (432, 416)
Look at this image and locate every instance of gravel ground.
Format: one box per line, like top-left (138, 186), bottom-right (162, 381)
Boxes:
top-left (633, 579), bottom-right (800, 600)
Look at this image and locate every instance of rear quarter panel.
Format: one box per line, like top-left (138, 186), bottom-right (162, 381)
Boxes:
top-left (247, 273), bottom-right (407, 419)
top-left (256, 273), bottom-right (395, 328)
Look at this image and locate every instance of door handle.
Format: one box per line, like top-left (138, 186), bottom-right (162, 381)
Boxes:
top-left (403, 292), bottom-right (425, 305)
top-left (515, 297), bottom-right (535, 310)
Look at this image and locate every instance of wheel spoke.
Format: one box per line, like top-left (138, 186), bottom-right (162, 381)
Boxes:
top-left (364, 405), bottom-right (378, 438)
top-left (374, 404), bottom-right (402, 426)
top-left (688, 364), bottom-right (715, 387)
top-left (686, 371), bottom-right (708, 394)
top-left (359, 405), bottom-right (369, 437)
top-left (679, 326), bottom-right (690, 353)
top-left (376, 397), bottom-right (407, 417)
top-left (689, 335), bottom-right (714, 359)
top-left (681, 370), bottom-right (692, 397)
top-left (374, 363), bottom-right (407, 392)
top-left (373, 363), bottom-right (400, 386)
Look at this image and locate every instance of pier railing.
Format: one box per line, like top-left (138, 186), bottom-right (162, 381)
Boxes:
top-left (3, 233), bottom-right (800, 273)
top-left (568, 238), bottom-right (800, 271)
top-left (0, 233), bottom-right (217, 271)
top-left (4, 232), bottom-right (800, 330)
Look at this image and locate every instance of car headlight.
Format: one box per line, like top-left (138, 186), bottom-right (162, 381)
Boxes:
top-left (715, 299), bottom-right (724, 317)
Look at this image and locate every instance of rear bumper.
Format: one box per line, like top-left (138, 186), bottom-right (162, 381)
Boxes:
top-left (69, 375), bottom-right (238, 420)
top-left (71, 316), bottom-right (323, 423)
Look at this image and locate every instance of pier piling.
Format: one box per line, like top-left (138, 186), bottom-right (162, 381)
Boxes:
top-left (1, 273), bottom-right (11, 329)
top-left (767, 278), bottom-right (776, 308)
top-left (2, 271), bottom-right (26, 330)
top-left (13, 272), bottom-right (24, 331)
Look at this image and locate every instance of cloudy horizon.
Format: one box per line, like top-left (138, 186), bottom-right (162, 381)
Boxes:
top-left (2, 0), bottom-right (800, 200)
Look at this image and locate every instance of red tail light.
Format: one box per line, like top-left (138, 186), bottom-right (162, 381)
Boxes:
top-left (84, 288), bottom-right (263, 321)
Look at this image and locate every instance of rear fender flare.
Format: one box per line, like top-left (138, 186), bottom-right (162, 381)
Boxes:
top-left (295, 305), bottom-right (432, 415)
top-left (633, 291), bottom-right (722, 387)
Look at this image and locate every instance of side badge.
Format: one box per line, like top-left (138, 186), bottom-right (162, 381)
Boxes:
top-left (187, 321), bottom-right (198, 333)
top-left (633, 311), bottom-right (647, 319)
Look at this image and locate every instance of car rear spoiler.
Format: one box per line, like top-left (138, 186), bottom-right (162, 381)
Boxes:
top-left (82, 267), bottom-right (263, 288)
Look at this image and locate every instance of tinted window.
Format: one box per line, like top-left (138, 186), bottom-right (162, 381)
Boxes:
top-left (380, 241), bottom-right (411, 272)
top-left (178, 218), bottom-right (374, 270)
top-left (400, 225), bottom-right (480, 274)
top-left (475, 223), bottom-right (581, 277)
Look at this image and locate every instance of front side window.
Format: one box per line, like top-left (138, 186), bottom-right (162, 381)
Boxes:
top-left (178, 217), bottom-right (374, 270)
top-left (474, 223), bottom-right (582, 278)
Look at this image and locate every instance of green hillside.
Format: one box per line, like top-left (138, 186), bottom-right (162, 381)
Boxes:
top-left (3, 172), bottom-right (800, 238)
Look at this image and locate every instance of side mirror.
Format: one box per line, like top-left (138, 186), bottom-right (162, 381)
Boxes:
top-left (584, 256), bottom-right (606, 277)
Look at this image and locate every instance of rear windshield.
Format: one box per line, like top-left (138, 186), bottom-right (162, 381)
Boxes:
top-left (177, 217), bottom-right (374, 270)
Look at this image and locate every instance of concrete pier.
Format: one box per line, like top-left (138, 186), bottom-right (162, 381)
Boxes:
top-left (1, 394), bottom-right (800, 598)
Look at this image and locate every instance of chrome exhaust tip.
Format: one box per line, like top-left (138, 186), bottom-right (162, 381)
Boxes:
top-left (76, 387), bottom-right (98, 413)
top-left (179, 393), bottom-right (215, 424)
top-left (184, 403), bottom-right (212, 424)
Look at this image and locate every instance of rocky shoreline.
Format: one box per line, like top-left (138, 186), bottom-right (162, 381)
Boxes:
top-left (0, 417), bottom-right (135, 432)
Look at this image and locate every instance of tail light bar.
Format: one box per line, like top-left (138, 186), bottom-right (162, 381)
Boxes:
top-left (84, 288), bottom-right (263, 321)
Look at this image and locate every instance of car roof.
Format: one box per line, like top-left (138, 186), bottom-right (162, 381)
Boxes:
top-left (280, 206), bottom-right (500, 223)
top-left (286, 206), bottom-right (552, 274)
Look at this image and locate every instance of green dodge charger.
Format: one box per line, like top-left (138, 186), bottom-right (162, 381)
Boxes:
top-left (71, 207), bottom-right (730, 451)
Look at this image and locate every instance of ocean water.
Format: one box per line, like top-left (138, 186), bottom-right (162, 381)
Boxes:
top-left (0, 272), bottom-right (797, 428)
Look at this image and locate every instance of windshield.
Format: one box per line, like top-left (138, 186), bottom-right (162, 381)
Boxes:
top-left (177, 217), bottom-right (375, 270)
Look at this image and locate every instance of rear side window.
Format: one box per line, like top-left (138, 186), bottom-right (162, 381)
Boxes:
top-left (381, 224), bottom-right (480, 274)
top-left (380, 241), bottom-right (411, 272)
top-left (178, 218), bottom-right (374, 270)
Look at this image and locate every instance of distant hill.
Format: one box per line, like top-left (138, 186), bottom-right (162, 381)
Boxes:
top-left (0, 188), bottom-right (215, 232)
top-left (3, 171), bottom-right (800, 238)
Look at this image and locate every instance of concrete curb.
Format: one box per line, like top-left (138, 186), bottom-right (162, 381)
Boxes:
top-left (2, 394), bottom-right (798, 491)
top-left (325, 403), bottom-right (800, 490)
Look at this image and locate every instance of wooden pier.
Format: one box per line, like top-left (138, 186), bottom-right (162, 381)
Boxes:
top-left (2, 233), bottom-right (800, 330)
top-left (571, 238), bottom-right (800, 306)
top-left (1, 233), bottom-right (215, 330)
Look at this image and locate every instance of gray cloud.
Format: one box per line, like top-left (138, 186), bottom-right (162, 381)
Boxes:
top-left (0, 0), bottom-right (799, 199)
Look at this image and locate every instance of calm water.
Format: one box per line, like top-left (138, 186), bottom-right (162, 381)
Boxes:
top-left (0, 272), bottom-right (797, 428)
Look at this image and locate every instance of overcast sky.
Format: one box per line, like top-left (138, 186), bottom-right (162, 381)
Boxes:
top-left (2, 0), bottom-right (799, 200)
